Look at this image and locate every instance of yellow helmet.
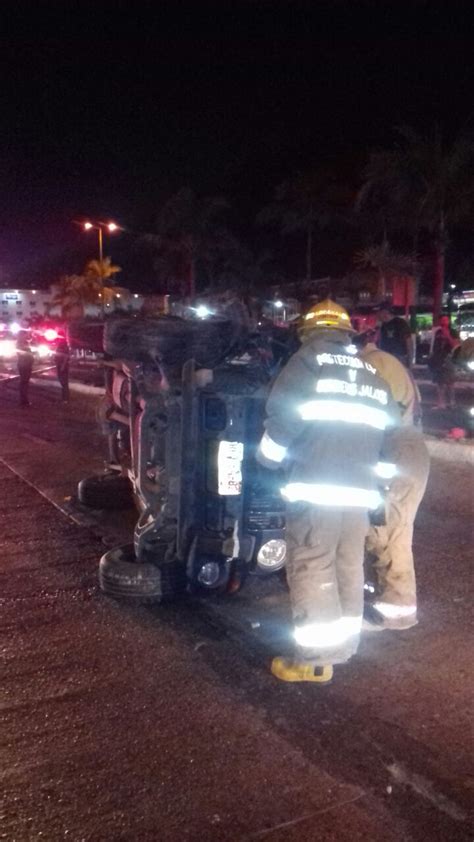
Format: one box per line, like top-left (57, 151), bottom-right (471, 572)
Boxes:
top-left (299, 298), bottom-right (353, 336)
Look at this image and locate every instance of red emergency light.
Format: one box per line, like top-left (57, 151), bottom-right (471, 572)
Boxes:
top-left (44, 328), bottom-right (59, 342)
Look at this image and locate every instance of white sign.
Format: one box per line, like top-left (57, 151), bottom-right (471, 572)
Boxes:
top-left (217, 441), bottom-right (244, 496)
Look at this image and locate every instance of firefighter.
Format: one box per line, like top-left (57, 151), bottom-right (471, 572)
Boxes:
top-left (356, 329), bottom-right (430, 630)
top-left (257, 300), bottom-right (399, 684)
top-left (16, 330), bottom-right (34, 407)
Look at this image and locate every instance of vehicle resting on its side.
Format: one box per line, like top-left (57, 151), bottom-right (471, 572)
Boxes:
top-left (77, 315), bottom-right (287, 602)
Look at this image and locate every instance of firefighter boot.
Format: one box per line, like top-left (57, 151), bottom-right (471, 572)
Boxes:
top-left (362, 603), bottom-right (417, 631)
top-left (271, 657), bottom-right (333, 684)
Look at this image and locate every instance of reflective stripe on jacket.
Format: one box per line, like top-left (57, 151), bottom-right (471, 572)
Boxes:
top-left (258, 329), bottom-right (400, 507)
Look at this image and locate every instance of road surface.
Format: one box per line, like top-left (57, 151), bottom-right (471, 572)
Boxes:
top-left (1, 378), bottom-right (473, 841)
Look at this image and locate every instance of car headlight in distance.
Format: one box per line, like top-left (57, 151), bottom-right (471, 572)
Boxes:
top-left (470, 407), bottom-right (474, 416)
top-left (0, 338), bottom-right (17, 358)
top-left (257, 539), bottom-right (287, 572)
top-left (36, 343), bottom-right (51, 358)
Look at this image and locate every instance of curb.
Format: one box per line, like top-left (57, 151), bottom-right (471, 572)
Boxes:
top-left (31, 377), bottom-right (105, 397)
top-left (424, 435), bottom-right (474, 465)
top-left (416, 379), bottom-right (473, 391)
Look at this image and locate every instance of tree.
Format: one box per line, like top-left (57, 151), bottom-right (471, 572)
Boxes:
top-left (355, 241), bottom-right (418, 299)
top-left (257, 168), bottom-right (352, 282)
top-left (358, 127), bottom-right (474, 321)
top-left (201, 232), bottom-right (281, 293)
top-left (84, 257), bottom-right (122, 286)
top-left (145, 188), bottom-right (230, 297)
top-left (52, 274), bottom-right (99, 318)
top-left (52, 258), bottom-right (123, 318)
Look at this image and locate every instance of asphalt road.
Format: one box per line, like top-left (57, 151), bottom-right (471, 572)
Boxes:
top-left (1, 378), bottom-right (473, 841)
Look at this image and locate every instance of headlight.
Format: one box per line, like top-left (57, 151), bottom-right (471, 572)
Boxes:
top-left (197, 561), bottom-right (221, 587)
top-left (195, 305), bottom-right (212, 318)
top-left (468, 361), bottom-right (474, 371)
top-left (36, 343), bottom-right (51, 358)
top-left (257, 539), bottom-right (286, 572)
top-left (470, 407), bottom-right (474, 416)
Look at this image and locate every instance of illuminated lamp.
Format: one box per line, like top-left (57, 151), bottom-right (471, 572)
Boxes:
top-left (44, 328), bottom-right (59, 342)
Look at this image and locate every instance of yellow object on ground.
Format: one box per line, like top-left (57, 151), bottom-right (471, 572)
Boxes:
top-left (271, 658), bottom-right (333, 684)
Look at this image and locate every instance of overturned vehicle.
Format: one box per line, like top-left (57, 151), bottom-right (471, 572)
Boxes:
top-left (78, 316), bottom-right (288, 602)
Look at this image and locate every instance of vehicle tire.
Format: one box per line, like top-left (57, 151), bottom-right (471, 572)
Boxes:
top-left (77, 473), bottom-right (134, 510)
top-left (104, 316), bottom-right (240, 368)
top-left (99, 543), bottom-right (186, 603)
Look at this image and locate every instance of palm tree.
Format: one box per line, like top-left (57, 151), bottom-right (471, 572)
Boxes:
top-left (85, 257), bottom-right (123, 315)
top-left (52, 258), bottom-right (123, 318)
top-left (52, 274), bottom-right (100, 318)
top-left (84, 257), bottom-right (122, 286)
top-left (146, 188), bottom-right (229, 298)
top-left (257, 168), bottom-right (352, 282)
top-left (355, 241), bottom-right (418, 299)
top-left (358, 127), bottom-right (474, 321)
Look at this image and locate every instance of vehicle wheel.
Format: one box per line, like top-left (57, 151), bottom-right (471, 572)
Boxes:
top-left (77, 473), bottom-right (134, 509)
top-left (99, 543), bottom-right (186, 603)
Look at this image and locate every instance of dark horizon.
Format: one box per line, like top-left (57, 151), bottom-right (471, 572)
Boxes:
top-left (1, 1), bottom-right (473, 289)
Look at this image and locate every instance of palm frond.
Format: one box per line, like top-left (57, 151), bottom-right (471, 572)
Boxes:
top-left (355, 242), bottom-right (418, 277)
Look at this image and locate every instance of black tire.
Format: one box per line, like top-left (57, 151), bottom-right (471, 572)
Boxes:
top-left (77, 473), bottom-right (134, 510)
top-left (99, 543), bottom-right (186, 603)
top-left (104, 316), bottom-right (240, 368)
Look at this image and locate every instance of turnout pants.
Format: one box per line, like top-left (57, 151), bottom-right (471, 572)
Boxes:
top-left (366, 428), bottom-right (430, 625)
top-left (285, 504), bottom-right (369, 666)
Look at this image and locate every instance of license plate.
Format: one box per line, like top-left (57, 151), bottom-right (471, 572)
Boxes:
top-left (218, 441), bottom-right (244, 496)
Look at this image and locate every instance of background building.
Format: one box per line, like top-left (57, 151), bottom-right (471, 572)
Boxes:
top-left (0, 288), bottom-right (144, 323)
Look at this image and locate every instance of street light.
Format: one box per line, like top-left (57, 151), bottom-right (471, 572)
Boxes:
top-left (82, 220), bottom-right (120, 262)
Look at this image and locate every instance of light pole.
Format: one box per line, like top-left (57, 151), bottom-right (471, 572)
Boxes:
top-left (83, 221), bottom-right (119, 263)
top-left (80, 221), bottom-right (120, 319)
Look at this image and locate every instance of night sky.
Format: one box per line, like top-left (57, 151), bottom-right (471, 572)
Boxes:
top-left (1, 1), bottom-right (473, 288)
